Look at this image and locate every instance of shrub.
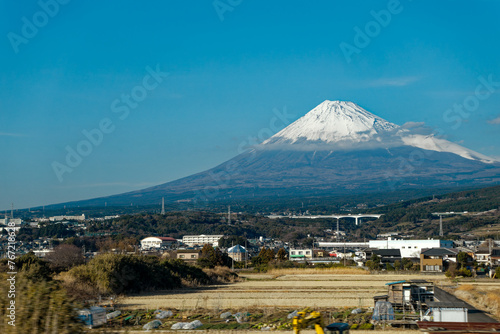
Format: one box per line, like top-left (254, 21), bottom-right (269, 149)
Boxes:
top-left (0, 273), bottom-right (83, 334)
top-left (63, 254), bottom-right (182, 296)
top-left (458, 268), bottom-right (472, 277)
top-left (495, 267), bottom-right (500, 279)
top-left (359, 323), bottom-right (373, 330)
top-left (445, 270), bottom-right (455, 278)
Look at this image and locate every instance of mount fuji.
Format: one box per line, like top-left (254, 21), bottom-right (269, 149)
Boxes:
top-left (52, 100), bottom-right (500, 207)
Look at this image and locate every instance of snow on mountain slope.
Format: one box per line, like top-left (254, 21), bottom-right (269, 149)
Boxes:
top-left (263, 100), bottom-right (498, 163)
top-left (401, 134), bottom-right (497, 164)
top-left (264, 100), bottom-right (398, 144)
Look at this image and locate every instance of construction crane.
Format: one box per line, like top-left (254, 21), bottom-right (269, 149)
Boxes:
top-left (292, 308), bottom-right (350, 334)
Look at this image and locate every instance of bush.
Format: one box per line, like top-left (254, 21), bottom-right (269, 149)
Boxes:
top-left (350, 324), bottom-right (359, 330)
top-left (62, 253), bottom-right (217, 297)
top-left (445, 270), bottom-right (455, 278)
top-left (458, 268), bottom-right (472, 277)
top-left (0, 273), bottom-right (83, 334)
top-left (495, 267), bottom-right (500, 279)
top-left (359, 323), bottom-right (373, 330)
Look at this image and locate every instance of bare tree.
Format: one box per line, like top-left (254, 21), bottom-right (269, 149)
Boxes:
top-left (46, 244), bottom-right (85, 272)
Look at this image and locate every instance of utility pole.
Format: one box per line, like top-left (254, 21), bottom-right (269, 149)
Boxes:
top-left (245, 239), bottom-right (248, 269)
top-left (161, 197), bottom-right (165, 215)
top-left (228, 206), bottom-right (231, 225)
top-left (343, 241), bottom-right (346, 266)
top-left (439, 215), bottom-right (443, 237)
top-left (336, 218), bottom-right (339, 241)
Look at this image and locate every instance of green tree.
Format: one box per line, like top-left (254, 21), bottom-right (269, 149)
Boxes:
top-left (252, 247), bottom-right (274, 266)
top-left (265, 248), bottom-right (276, 263)
top-left (401, 258), bottom-right (414, 270)
top-left (370, 254), bottom-right (381, 264)
top-left (197, 244), bottom-right (231, 268)
top-left (457, 252), bottom-right (469, 269)
top-left (277, 248), bottom-right (287, 261)
top-left (11, 252), bottom-right (52, 282)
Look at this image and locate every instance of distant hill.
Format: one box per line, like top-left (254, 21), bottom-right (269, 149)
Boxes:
top-left (355, 185), bottom-right (500, 239)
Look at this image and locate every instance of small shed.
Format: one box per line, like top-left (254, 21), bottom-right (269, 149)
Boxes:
top-left (423, 302), bottom-right (468, 322)
top-left (385, 280), bottom-right (434, 311)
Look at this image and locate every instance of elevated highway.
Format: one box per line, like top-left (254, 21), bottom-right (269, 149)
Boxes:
top-left (268, 213), bottom-right (384, 226)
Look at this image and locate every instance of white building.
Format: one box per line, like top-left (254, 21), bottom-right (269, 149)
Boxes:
top-left (369, 238), bottom-right (453, 258)
top-left (0, 218), bottom-right (24, 232)
top-left (289, 248), bottom-right (313, 260)
top-left (49, 214), bottom-right (86, 222)
top-left (33, 249), bottom-right (54, 258)
top-left (0, 218), bottom-right (23, 225)
top-left (182, 234), bottom-right (223, 247)
top-left (141, 236), bottom-right (177, 250)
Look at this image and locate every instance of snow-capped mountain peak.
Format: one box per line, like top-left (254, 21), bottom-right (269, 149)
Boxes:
top-left (263, 100), bottom-right (399, 144)
top-left (262, 100), bottom-right (498, 164)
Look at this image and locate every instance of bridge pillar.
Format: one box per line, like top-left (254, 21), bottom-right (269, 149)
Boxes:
top-left (336, 218), bottom-right (339, 240)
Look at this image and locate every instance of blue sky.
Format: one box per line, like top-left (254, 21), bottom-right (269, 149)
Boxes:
top-left (1, 0), bottom-right (500, 211)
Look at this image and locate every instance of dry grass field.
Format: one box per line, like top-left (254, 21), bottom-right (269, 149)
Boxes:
top-left (451, 283), bottom-right (500, 319)
top-left (119, 272), bottom-right (446, 310)
top-left (122, 330), bottom-right (417, 334)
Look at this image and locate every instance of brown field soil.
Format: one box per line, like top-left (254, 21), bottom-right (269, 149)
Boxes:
top-left (118, 330), bottom-right (416, 334)
top-left (119, 273), bottom-right (446, 310)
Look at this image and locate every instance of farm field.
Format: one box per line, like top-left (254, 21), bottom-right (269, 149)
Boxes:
top-left (120, 272), bottom-right (447, 310)
top-left (120, 330), bottom-right (417, 334)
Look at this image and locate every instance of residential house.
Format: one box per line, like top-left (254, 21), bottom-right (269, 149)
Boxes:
top-left (176, 249), bottom-right (201, 262)
top-left (228, 245), bottom-right (247, 262)
top-left (373, 249), bottom-right (402, 265)
top-left (420, 248), bottom-right (458, 273)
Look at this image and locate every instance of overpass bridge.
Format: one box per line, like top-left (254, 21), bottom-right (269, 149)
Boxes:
top-left (268, 213), bottom-right (384, 239)
top-left (268, 213), bottom-right (384, 226)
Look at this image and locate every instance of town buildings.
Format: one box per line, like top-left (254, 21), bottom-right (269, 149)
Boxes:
top-left (182, 235), bottom-right (223, 247)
